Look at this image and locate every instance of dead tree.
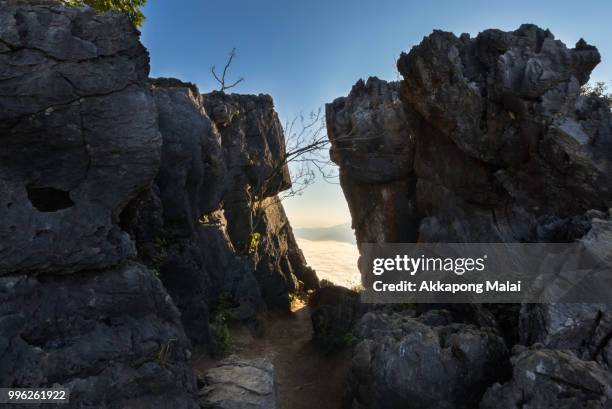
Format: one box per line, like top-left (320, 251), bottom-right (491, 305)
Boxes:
top-left (211, 48), bottom-right (244, 92)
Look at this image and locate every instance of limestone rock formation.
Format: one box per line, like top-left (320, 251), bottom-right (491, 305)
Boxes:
top-left (0, 1), bottom-right (158, 275)
top-left (328, 25), bottom-right (612, 245)
top-left (397, 25), bottom-right (610, 243)
top-left (122, 81), bottom-right (318, 350)
top-left (0, 1), bottom-right (316, 406)
top-left (198, 355), bottom-right (278, 409)
top-left (0, 2), bottom-right (198, 408)
top-left (328, 24), bottom-right (612, 409)
top-left (120, 80), bottom-right (265, 349)
top-left (346, 310), bottom-right (509, 409)
top-left (326, 78), bottom-right (418, 244)
top-left (517, 214), bottom-right (612, 369)
top-left (0, 263), bottom-right (198, 409)
top-left (152, 82), bottom-right (227, 236)
top-left (204, 91), bottom-right (319, 308)
top-left (480, 347), bottom-right (612, 409)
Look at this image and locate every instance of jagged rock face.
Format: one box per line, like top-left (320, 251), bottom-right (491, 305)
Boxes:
top-left (397, 25), bottom-right (611, 242)
top-left (346, 310), bottom-right (509, 409)
top-left (204, 91), bottom-right (291, 201)
top-left (124, 81), bottom-right (316, 345)
top-left (480, 347), bottom-right (612, 408)
top-left (519, 215), bottom-right (612, 369)
top-left (0, 263), bottom-right (197, 409)
top-left (0, 3), bottom-right (198, 408)
top-left (328, 24), bottom-right (612, 409)
top-left (0, 1), bottom-right (312, 406)
top-left (327, 78), bottom-right (418, 244)
top-left (204, 91), bottom-right (318, 308)
top-left (122, 80), bottom-right (265, 348)
top-left (328, 25), bottom-right (612, 244)
top-left (151, 83), bottom-right (226, 236)
top-left (327, 79), bottom-right (414, 184)
top-left (203, 91), bottom-right (291, 253)
top-left (250, 198), bottom-right (319, 307)
top-left (124, 189), bottom-right (264, 349)
top-left (0, 1), bottom-right (159, 275)
top-left (520, 302), bottom-right (612, 368)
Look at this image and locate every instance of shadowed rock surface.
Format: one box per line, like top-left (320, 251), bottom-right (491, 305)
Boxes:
top-left (326, 78), bottom-right (418, 244)
top-left (0, 1), bottom-right (317, 407)
top-left (396, 25), bottom-right (610, 243)
top-left (328, 26), bottom-right (612, 246)
top-left (121, 80), bottom-right (266, 349)
top-left (204, 91), bottom-right (319, 309)
top-left (0, 2), bottom-right (198, 408)
top-left (518, 215), bottom-right (612, 369)
top-left (0, 263), bottom-right (198, 409)
top-left (123, 81), bottom-right (318, 349)
top-left (480, 347), bottom-right (612, 409)
top-left (5, 2), bottom-right (612, 408)
top-left (327, 25), bottom-right (612, 409)
top-left (151, 83), bottom-right (227, 235)
top-left (309, 285), bottom-right (362, 352)
top-left (346, 310), bottom-right (509, 409)
top-left (0, 1), bottom-right (158, 275)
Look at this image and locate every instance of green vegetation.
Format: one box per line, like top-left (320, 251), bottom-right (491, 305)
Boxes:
top-left (61, 0), bottom-right (146, 27)
top-left (313, 322), bottom-right (356, 354)
top-left (151, 236), bottom-right (168, 275)
top-left (348, 282), bottom-right (364, 293)
top-left (157, 339), bottom-right (176, 367)
top-left (209, 294), bottom-right (236, 355)
top-left (581, 81), bottom-right (612, 108)
top-left (248, 232), bottom-right (261, 255)
top-left (212, 313), bottom-right (231, 354)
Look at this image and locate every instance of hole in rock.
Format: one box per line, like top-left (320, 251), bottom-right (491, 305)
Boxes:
top-left (26, 186), bottom-right (74, 212)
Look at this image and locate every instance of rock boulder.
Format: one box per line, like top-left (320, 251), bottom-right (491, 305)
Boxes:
top-left (345, 310), bottom-right (509, 409)
top-left (481, 347), bottom-right (612, 409)
top-left (199, 355), bottom-right (278, 409)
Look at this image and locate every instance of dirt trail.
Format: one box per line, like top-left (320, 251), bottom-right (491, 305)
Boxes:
top-left (193, 303), bottom-right (351, 409)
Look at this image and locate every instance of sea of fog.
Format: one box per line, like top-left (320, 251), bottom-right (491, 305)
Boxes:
top-left (296, 238), bottom-right (360, 288)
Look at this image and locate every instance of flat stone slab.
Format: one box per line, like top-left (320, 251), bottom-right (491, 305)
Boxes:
top-left (199, 355), bottom-right (277, 409)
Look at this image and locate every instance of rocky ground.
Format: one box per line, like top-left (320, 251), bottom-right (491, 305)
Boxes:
top-left (194, 303), bottom-right (351, 409)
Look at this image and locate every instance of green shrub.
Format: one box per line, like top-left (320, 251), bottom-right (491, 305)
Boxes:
top-left (209, 294), bottom-right (236, 355)
top-left (581, 81), bottom-right (612, 108)
top-left (157, 338), bottom-right (176, 367)
top-left (61, 0), bottom-right (146, 27)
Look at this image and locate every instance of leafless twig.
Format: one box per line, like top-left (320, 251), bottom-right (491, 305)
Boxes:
top-left (211, 48), bottom-right (244, 92)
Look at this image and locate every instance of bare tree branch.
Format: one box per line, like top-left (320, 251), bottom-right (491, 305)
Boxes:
top-left (242, 107), bottom-right (384, 255)
top-left (211, 48), bottom-right (245, 92)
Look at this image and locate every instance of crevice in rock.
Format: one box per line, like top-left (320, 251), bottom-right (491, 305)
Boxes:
top-left (26, 185), bottom-right (74, 212)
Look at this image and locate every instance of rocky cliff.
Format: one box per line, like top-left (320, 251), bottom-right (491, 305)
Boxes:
top-left (327, 25), bottom-right (612, 408)
top-left (0, 3), bottom-right (198, 408)
top-left (0, 1), bottom-right (315, 407)
top-left (204, 91), bottom-right (319, 308)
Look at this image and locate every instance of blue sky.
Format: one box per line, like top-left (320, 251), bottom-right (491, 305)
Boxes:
top-left (141, 0), bottom-right (612, 228)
